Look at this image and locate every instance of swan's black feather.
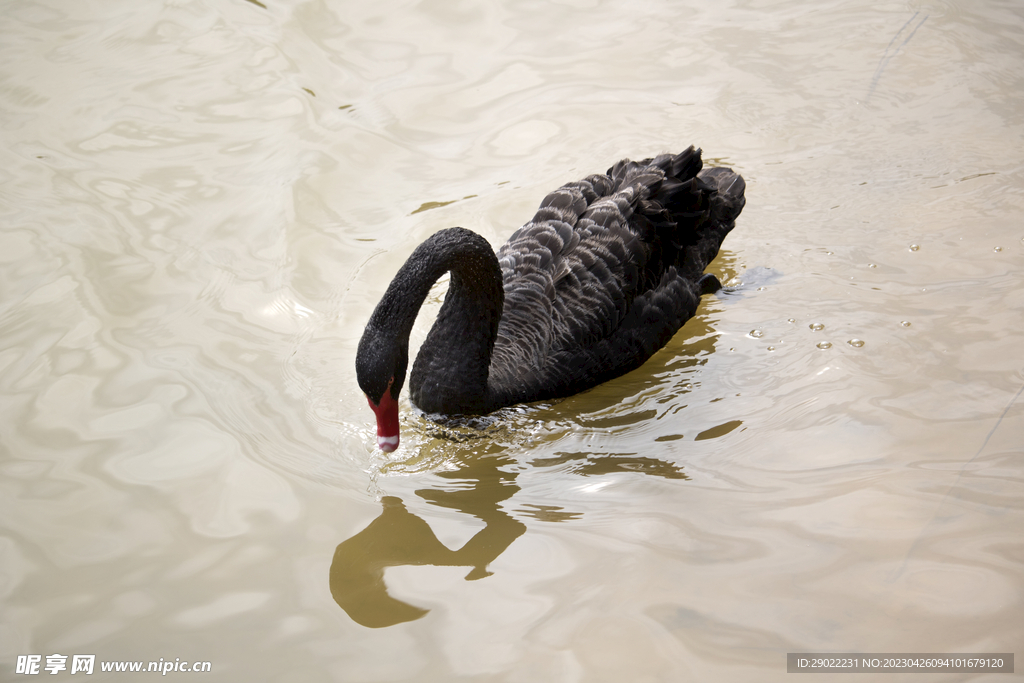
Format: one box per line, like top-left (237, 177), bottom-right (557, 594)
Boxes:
top-left (485, 146), bottom-right (743, 405)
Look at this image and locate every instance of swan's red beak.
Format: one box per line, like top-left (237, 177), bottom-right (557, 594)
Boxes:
top-left (366, 388), bottom-right (399, 452)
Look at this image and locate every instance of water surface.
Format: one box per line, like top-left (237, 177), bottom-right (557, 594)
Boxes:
top-left (2, 0), bottom-right (1023, 680)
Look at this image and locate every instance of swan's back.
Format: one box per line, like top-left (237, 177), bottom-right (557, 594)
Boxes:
top-left (487, 147), bottom-right (745, 406)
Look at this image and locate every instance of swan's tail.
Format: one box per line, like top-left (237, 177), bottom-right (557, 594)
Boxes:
top-left (697, 165), bottom-right (746, 231)
top-left (580, 146), bottom-right (744, 282)
top-left (627, 148), bottom-right (745, 238)
top-left (653, 150), bottom-right (746, 280)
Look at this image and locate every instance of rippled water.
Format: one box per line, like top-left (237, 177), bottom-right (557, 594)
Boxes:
top-left (3, 0), bottom-right (1023, 680)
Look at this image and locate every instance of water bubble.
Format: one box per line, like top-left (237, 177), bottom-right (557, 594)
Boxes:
top-left (787, 318), bottom-right (796, 323)
top-left (749, 329), bottom-right (764, 338)
top-left (868, 263), bottom-right (877, 268)
top-left (809, 322), bottom-right (825, 331)
top-left (767, 346), bottom-right (776, 351)
top-left (909, 244), bottom-right (920, 251)
top-left (825, 250), bottom-right (834, 255)
top-left (900, 320), bottom-right (911, 327)
top-left (994, 246), bottom-right (1002, 252)
top-left (816, 341), bottom-right (832, 349)
top-left (847, 339), bottom-right (865, 348)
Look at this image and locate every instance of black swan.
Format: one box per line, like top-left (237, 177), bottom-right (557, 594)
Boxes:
top-left (356, 147), bottom-right (745, 452)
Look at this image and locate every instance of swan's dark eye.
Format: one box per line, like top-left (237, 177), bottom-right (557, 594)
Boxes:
top-left (364, 376), bottom-right (395, 406)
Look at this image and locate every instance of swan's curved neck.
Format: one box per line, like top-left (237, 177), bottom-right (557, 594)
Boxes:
top-left (368, 228), bottom-right (504, 415)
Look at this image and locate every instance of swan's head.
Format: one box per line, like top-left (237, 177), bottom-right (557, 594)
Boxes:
top-left (355, 324), bottom-right (408, 452)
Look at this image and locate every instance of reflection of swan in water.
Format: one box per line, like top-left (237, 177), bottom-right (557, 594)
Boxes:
top-left (330, 495), bottom-right (526, 628)
top-left (330, 450), bottom-right (704, 628)
top-left (330, 456), bottom-right (525, 628)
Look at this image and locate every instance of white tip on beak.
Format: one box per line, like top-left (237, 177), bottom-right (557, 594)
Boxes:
top-left (377, 435), bottom-right (399, 452)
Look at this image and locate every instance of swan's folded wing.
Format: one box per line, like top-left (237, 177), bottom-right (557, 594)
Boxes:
top-left (491, 187), bottom-right (586, 380)
top-left (489, 173), bottom-right (658, 396)
top-left (488, 148), bottom-right (741, 402)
